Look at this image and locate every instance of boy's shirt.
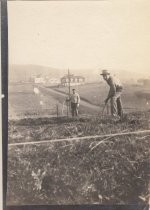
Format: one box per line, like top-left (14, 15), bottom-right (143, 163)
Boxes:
top-left (70, 93), bottom-right (80, 104)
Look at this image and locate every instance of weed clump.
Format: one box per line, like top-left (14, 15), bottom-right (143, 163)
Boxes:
top-left (7, 111), bottom-right (150, 205)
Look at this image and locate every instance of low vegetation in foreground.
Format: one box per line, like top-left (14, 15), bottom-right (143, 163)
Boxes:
top-left (7, 111), bottom-right (150, 206)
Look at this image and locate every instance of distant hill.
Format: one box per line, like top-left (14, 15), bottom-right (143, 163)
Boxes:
top-left (9, 64), bottom-right (150, 84)
top-left (114, 70), bottom-right (150, 84)
top-left (9, 65), bottom-right (97, 83)
top-left (9, 65), bottom-right (64, 82)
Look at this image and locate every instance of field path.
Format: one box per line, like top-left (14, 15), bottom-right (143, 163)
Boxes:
top-left (39, 86), bottom-right (101, 112)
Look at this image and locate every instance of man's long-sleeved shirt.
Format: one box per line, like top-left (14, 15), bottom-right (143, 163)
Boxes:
top-left (106, 76), bottom-right (123, 100)
top-left (70, 93), bottom-right (80, 104)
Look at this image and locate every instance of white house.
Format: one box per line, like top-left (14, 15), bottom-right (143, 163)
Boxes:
top-left (34, 77), bottom-right (45, 84)
top-left (34, 75), bottom-right (60, 85)
top-left (61, 74), bottom-right (85, 86)
top-left (47, 78), bottom-right (60, 84)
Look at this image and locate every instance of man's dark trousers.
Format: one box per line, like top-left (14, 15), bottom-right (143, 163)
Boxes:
top-left (71, 102), bottom-right (78, 117)
top-left (110, 91), bottom-right (123, 117)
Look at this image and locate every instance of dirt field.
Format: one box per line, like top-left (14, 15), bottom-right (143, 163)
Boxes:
top-left (9, 82), bottom-right (150, 119)
top-left (7, 82), bottom-right (150, 206)
top-left (53, 83), bottom-right (150, 112)
top-left (7, 111), bottom-right (150, 205)
top-left (9, 83), bottom-right (63, 118)
top-left (8, 83), bottom-right (104, 119)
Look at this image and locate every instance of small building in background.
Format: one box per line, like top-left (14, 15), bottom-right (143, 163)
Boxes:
top-left (45, 77), bottom-right (60, 86)
top-left (34, 75), bottom-right (60, 85)
top-left (34, 76), bottom-right (45, 84)
top-left (61, 74), bottom-right (85, 86)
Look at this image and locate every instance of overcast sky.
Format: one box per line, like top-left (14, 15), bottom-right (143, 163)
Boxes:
top-left (8, 0), bottom-right (150, 76)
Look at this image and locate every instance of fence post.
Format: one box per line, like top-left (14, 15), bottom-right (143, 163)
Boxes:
top-left (67, 102), bottom-right (69, 118)
top-left (56, 104), bottom-right (59, 118)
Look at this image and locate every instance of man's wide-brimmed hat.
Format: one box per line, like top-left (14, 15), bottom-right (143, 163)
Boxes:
top-left (100, 69), bottom-right (110, 75)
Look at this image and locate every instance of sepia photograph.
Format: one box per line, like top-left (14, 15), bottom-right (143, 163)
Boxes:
top-left (5, 0), bottom-right (150, 208)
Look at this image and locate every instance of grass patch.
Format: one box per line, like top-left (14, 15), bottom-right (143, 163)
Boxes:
top-left (7, 111), bottom-right (150, 205)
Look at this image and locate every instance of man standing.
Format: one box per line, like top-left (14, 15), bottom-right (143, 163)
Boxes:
top-left (100, 70), bottom-right (123, 118)
top-left (70, 88), bottom-right (80, 117)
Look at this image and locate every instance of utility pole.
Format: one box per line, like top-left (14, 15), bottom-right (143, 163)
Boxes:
top-left (68, 69), bottom-right (71, 99)
top-left (68, 69), bottom-right (71, 112)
